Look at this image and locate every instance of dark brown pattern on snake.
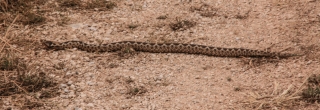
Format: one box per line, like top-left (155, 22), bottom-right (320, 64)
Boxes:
top-left (40, 40), bottom-right (298, 58)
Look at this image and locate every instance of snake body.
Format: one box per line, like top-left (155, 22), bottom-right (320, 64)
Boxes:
top-left (41, 40), bottom-right (297, 58)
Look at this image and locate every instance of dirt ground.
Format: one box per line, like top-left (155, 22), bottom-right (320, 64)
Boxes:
top-left (1, 0), bottom-right (320, 109)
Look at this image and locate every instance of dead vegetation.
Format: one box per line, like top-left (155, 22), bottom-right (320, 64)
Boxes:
top-left (156, 15), bottom-right (168, 20)
top-left (190, 4), bottom-right (218, 18)
top-left (301, 44), bottom-right (320, 61)
top-left (126, 86), bottom-right (148, 96)
top-left (59, 0), bottom-right (117, 10)
top-left (128, 23), bottom-right (139, 30)
top-left (85, 0), bottom-right (117, 10)
top-left (169, 19), bottom-right (196, 31)
top-left (0, 49), bottom-right (59, 109)
top-left (0, 0), bottom-right (117, 29)
top-left (240, 58), bottom-right (281, 70)
top-left (0, 0), bottom-right (46, 26)
top-left (244, 74), bottom-right (320, 109)
top-left (245, 82), bottom-right (300, 109)
top-left (60, 0), bottom-right (82, 7)
top-left (301, 74), bottom-right (320, 102)
top-left (0, 7), bottom-right (59, 109)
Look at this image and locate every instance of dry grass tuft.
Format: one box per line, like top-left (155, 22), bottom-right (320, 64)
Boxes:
top-left (169, 19), bottom-right (196, 31)
top-left (0, 49), bottom-right (59, 109)
top-left (22, 12), bottom-right (46, 25)
top-left (240, 58), bottom-right (280, 70)
top-left (244, 73), bottom-right (320, 109)
top-left (128, 23), bottom-right (139, 29)
top-left (301, 74), bottom-right (320, 102)
top-left (60, 0), bottom-right (81, 7)
top-left (58, 0), bottom-right (117, 11)
top-left (190, 4), bottom-right (218, 18)
top-left (156, 15), bottom-right (168, 20)
top-left (0, 14), bottom-right (59, 109)
top-left (127, 86), bottom-right (147, 96)
top-left (244, 77), bottom-right (309, 109)
top-left (0, 50), bottom-right (23, 71)
top-left (0, 0), bottom-right (32, 12)
top-left (301, 44), bottom-right (320, 61)
top-left (0, 0), bottom-right (47, 25)
top-left (85, 0), bottom-right (117, 10)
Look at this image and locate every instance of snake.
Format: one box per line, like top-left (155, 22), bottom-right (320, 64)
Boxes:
top-left (40, 40), bottom-right (299, 58)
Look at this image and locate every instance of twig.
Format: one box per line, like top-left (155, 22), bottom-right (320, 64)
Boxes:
top-left (11, 80), bottom-right (29, 94)
top-left (0, 15), bottom-right (22, 53)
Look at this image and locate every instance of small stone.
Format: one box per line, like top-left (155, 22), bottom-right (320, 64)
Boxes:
top-left (60, 94), bottom-right (69, 99)
top-left (68, 91), bottom-right (75, 98)
top-left (87, 81), bottom-right (95, 86)
top-left (63, 101), bottom-right (69, 107)
top-left (75, 107), bottom-right (82, 110)
top-left (67, 81), bottom-right (73, 86)
top-left (87, 103), bottom-right (94, 107)
top-left (66, 71), bottom-right (73, 76)
top-left (80, 93), bottom-right (87, 97)
top-left (83, 57), bottom-right (90, 61)
top-left (35, 92), bottom-right (41, 99)
top-left (306, 61), bottom-right (312, 65)
top-left (70, 84), bottom-right (76, 90)
top-left (60, 84), bottom-right (67, 88)
top-left (42, 31), bottom-right (48, 35)
top-left (64, 88), bottom-right (70, 93)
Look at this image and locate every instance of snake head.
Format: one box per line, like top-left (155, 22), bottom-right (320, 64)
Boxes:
top-left (40, 39), bottom-right (62, 50)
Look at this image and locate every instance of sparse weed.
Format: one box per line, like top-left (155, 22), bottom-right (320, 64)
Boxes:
top-left (86, 0), bottom-right (117, 10)
top-left (169, 19), bottom-right (196, 31)
top-left (301, 74), bottom-right (320, 102)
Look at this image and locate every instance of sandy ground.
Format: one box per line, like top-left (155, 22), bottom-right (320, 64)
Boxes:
top-left (2, 0), bottom-right (320, 109)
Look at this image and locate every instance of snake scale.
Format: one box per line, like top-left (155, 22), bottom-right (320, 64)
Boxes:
top-left (41, 40), bottom-right (298, 58)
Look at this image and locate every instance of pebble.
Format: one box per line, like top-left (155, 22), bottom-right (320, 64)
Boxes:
top-left (60, 84), bottom-right (67, 88)
top-left (42, 31), bottom-right (48, 35)
top-left (63, 101), bottom-right (70, 107)
top-left (87, 103), bottom-right (94, 107)
top-left (75, 107), bottom-right (82, 110)
top-left (80, 93), bottom-right (87, 98)
top-left (306, 60), bottom-right (312, 65)
top-left (68, 91), bottom-right (76, 98)
top-left (64, 88), bottom-right (70, 93)
top-left (66, 71), bottom-right (73, 76)
top-left (83, 57), bottom-right (90, 61)
top-left (60, 94), bottom-right (69, 99)
top-left (67, 81), bottom-right (73, 86)
top-left (70, 84), bottom-right (76, 90)
top-left (87, 81), bottom-right (95, 86)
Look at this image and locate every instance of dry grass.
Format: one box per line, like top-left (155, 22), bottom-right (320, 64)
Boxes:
top-left (156, 15), bottom-right (168, 20)
top-left (128, 23), bottom-right (139, 30)
top-left (245, 82), bottom-right (302, 109)
top-left (0, 47), bottom-right (59, 109)
top-left (169, 19), bottom-right (196, 31)
top-left (190, 3), bottom-right (218, 18)
top-left (86, 0), bottom-right (117, 10)
top-left (0, 0), bottom-right (46, 26)
top-left (244, 73), bottom-right (320, 109)
top-left (301, 74), bottom-right (320, 102)
top-left (60, 0), bottom-right (81, 7)
top-left (0, 0), bottom-right (117, 27)
top-left (0, 12), bottom-right (59, 110)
